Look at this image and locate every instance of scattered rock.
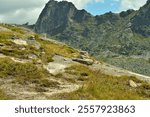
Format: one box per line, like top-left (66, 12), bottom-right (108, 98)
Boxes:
top-left (11, 34), bottom-right (19, 40)
top-left (44, 63), bottom-right (67, 75)
top-left (37, 60), bottom-right (42, 64)
top-left (11, 57), bottom-right (31, 63)
top-left (72, 58), bottom-right (93, 65)
top-left (28, 35), bottom-right (35, 40)
top-left (80, 55), bottom-right (88, 59)
top-left (129, 80), bottom-right (138, 88)
top-left (26, 40), bottom-right (41, 49)
top-left (13, 39), bottom-right (27, 45)
top-left (28, 54), bottom-right (38, 59)
top-left (80, 51), bottom-right (89, 56)
top-left (21, 47), bottom-right (26, 51)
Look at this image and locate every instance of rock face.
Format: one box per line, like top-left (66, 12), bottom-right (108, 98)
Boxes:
top-left (35, 0), bottom-right (92, 36)
top-left (35, 0), bottom-right (77, 35)
top-left (72, 58), bottom-right (93, 65)
top-left (131, 0), bottom-right (150, 37)
top-left (35, 0), bottom-right (150, 76)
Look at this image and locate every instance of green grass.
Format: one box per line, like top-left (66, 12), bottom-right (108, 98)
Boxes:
top-left (37, 38), bottom-right (80, 58)
top-left (0, 23), bottom-right (25, 34)
top-left (0, 89), bottom-right (10, 100)
top-left (0, 58), bottom-right (48, 84)
top-left (0, 32), bottom-right (14, 40)
top-left (50, 65), bottom-right (150, 100)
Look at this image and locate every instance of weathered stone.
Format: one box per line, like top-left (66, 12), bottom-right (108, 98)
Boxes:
top-left (129, 80), bottom-right (137, 88)
top-left (80, 51), bottom-right (89, 56)
top-left (44, 63), bottom-right (67, 75)
top-left (29, 35), bottom-right (35, 40)
top-left (37, 60), bottom-right (42, 64)
top-left (13, 39), bottom-right (27, 45)
top-left (28, 54), bottom-right (37, 59)
top-left (26, 40), bottom-right (41, 49)
top-left (72, 58), bottom-right (93, 65)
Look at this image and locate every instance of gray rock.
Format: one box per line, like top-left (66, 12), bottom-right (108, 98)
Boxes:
top-left (129, 80), bottom-right (138, 88)
top-left (44, 63), bottom-right (67, 75)
top-left (26, 40), bottom-right (41, 49)
top-left (72, 58), bottom-right (93, 65)
top-left (28, 35), bottom-right (35, 40)
top-left (80, 51), bottom-right (89, 56)
top-left (37, 60), bottom-right (42, 64)
top-left (28, 54), bottom-right (37, 59)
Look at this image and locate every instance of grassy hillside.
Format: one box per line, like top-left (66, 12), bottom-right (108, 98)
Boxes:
top-left (50, 64), bottom-right (150, 100)
top-left (0, 24), bottom-right (150, 100)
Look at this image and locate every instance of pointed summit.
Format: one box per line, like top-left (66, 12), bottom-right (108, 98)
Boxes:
top-left (35, 0), bottom-right (77, 35)
top-left (35, 0), bottom-right (92, 36)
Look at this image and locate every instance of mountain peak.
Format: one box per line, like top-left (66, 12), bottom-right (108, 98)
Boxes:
top-left (131, 0), bottom-right (150, 37)
top-left (34, 0), bottom-right (91, 35)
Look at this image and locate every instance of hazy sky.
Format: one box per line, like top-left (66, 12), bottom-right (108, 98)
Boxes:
top-left (0, 0), bottom-right (147, 24)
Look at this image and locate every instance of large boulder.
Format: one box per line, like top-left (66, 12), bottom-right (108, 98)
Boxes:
top-left (129, 80), bottom-right (138, 88)
top-left (26, 40), bottom-right (41, 49)
top-left (72, 58), bottom-right (93, 65)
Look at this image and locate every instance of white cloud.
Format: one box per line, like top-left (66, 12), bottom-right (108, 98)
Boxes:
top-left (57, 0), bottom-right (104, 9)
top-left (0, 0), bottom-right (148, 24)
top-left (0, 0), bottom-right (49, 24)
top-left (119, 0), bottom-right (147, 11)
top-left (0, 0), bottom-right (105, 24)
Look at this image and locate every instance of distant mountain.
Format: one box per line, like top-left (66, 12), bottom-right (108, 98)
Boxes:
top-left (35, 0), bottom-right (150, 76)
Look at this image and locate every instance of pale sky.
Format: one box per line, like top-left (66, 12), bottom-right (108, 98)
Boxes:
top-left (0, 0), bottom-right (147, 24)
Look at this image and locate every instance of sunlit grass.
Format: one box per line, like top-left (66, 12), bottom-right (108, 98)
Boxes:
top-left (51, 65), bottom-right (150, 100)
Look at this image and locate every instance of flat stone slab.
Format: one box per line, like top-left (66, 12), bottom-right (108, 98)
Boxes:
top-left (44, 63), bottom-right (67, 75)
top-left (13, 39), bottom-right (27, 45)
top-left (72, 58), bottom-right (94, 65)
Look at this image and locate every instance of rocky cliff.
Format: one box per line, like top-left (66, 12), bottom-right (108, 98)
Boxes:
top-left (131, 0), bottom-right (150, 36)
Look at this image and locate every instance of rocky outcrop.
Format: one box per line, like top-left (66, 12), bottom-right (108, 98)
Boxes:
top-left (35, 0), bottom-right (77, 35)
top-left (72, 58), bottom-right (93, 65)
top-left (131, 0), bottom-right (150, 37)
top-left (34, 0), bottom-right (92, 36)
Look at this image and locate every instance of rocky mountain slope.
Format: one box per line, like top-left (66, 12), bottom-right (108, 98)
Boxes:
top-left (35, 0), bottom-right (150, 76)
top-left (0, 24), bottom-right (150, 100)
